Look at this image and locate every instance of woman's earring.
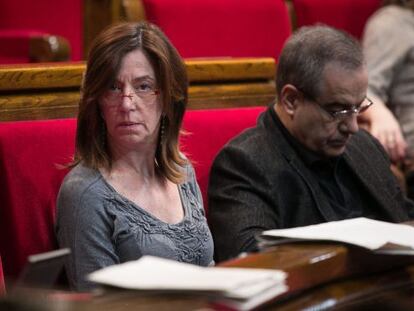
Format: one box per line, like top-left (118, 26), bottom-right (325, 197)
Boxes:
top-left (160, 116), bottom-right (166, 145)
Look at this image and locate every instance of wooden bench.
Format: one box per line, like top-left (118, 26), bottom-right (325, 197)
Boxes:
top-left (0, 57), bottom-right (275, 121)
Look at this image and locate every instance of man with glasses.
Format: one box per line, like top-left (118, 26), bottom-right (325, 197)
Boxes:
top-left (208, 25), bottom-right (414, 263)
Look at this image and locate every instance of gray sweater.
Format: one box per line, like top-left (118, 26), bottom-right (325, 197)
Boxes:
top-left (56, 163), bottom-right (214, 291)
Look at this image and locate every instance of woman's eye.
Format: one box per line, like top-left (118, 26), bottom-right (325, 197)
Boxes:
top-left (109, 84), bottom-right (121, 92)
top-left (139, 83), bottom-right (151, 90)
top-left (135, 83), bottom-right (152, 92)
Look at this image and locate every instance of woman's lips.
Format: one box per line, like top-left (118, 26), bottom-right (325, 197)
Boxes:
top-left (118, 121), bottom-right (141, 127)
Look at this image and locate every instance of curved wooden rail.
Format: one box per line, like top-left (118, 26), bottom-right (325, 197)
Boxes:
top-left (0, 57), bottom-right (275, 121)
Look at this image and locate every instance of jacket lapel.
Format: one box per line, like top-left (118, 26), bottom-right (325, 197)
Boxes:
top-left (261, 107), bottom-right (340, 222)
top-left (343, 138), bottom-right (403, 221)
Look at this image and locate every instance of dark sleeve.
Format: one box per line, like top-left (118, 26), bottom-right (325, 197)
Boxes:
top-left (361, 130), bottom-right (414, 219)
top-left (207, 144), bottom-right (279, 262)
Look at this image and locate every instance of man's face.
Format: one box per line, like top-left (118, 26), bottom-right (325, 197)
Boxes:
top-left (290, 63), bottom-right (369, 158)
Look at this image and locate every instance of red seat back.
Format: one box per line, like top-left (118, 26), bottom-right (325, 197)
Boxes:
top-left (0, 0), bottom-right (83, 60)
top-left (292, 0), bottom-right (382, 39)
top-left (143, 0), bottom-right (291, 60)
top-left (0, 119), bottom-right (76, 280)
top-left (181, 107), bottom-right (266, 214)
top-left (0, 30), bottom-right (45, 64)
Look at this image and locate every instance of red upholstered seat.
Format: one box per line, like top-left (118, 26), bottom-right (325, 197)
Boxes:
top-left (0, 106), bottom-right (265, 280)
top-left (143, 0), bottom-right (291, 60)
top-left (0, 0), bottom-right (83, 61)
top-left (0, 119), bottom-right (76, 280)
top-left (292, 0), bottom-right (382, 39)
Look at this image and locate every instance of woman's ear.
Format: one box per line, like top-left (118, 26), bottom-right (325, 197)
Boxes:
top-left (279, 84), bottom-right (302, 116)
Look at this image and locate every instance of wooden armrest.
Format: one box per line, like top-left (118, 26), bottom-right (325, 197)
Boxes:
top-left (29, 35), bottom-right (70, 62)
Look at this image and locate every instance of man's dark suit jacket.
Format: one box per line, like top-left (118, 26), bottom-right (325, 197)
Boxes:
top-left (208, 106), bottom-right (414, 262)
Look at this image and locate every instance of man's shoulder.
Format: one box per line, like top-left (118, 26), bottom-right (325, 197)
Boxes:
top-left (224, 120), bottom-right (276, 153)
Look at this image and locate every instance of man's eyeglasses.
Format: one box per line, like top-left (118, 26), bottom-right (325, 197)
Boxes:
top-left (103, 80), bottom-right (159, 106)
top-left (299, 89), bottom-right (373, 122)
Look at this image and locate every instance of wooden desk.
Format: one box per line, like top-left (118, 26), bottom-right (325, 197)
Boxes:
top-left (8, 243), bottom-right (414, 310)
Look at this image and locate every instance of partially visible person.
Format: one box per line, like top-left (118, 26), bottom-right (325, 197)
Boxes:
top-left (56, 22), bottom-right (214, 291)
top-left (361, 0), bottom-right (414, 193)
top-left (208, 25), bottom-right (414, 263)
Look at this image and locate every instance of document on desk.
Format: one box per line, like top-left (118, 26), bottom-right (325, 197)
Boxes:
top-left (259, 217), bottom-right (414, 254)
top-left (88, 255), bottom-right (288, 311)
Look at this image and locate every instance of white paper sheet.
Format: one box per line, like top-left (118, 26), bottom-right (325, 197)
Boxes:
top-left (261, 217), bottom-right (414, 251)
top-left (88, 255), bottom-right (287, 300)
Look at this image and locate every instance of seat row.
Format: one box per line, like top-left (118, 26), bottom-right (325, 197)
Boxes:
top-left (136, 0), bottom-right (381, 60)
top-left (0, 0), bottom-right (382, 64)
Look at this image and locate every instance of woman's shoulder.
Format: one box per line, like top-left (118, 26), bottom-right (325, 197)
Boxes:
top-left (62, 163), bottom-right (101, 188)
top-left (58, 163), bottom-right (106, 206)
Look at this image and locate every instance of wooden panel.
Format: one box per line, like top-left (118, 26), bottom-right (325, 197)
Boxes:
top-left (83, 0), bottom-right (124, 58)
top-left (186, 57), bottom-right (275, 82)
top-left (0, 63), bottom-right (84, 91)
top-left (188, 82), bottom-right (275, 110)
top-left (0, 58), bottom-right (276, 121)
top-left (121, 0), bottom-right (146, 22)
top-left (10, 243), bottom-right (414, 310)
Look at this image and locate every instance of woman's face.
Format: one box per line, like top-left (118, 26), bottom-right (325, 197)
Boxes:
top-left (99, 49), bottom-right (163, 154)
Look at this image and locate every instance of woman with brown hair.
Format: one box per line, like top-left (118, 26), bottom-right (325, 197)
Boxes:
top-left (56, 22), bottom-right (214, 291)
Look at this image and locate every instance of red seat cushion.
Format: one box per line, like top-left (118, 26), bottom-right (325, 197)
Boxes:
top-left (143, 0), bottom-right (291, 60)
top-left (292, 0), bottom-right (381, 39)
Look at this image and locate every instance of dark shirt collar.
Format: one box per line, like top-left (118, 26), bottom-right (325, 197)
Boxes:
top-left (268, 104), bottom-right (341, 167)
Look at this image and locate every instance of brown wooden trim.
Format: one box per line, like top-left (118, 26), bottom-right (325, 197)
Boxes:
top-left (83, 0), bottom-right (125, 59)
top-left (0, 58), bottom-right (275, 91)
top-left (121, 0), bottom-right (146, 22)
top-left (0, 58), bottom-right (276, 121)
top-left (29, 35), bottom-right (71, 63)
top-left (0, 63), bottom-right (84, 91)
top-left (221, 243), bottom-right (414, 302)
top-left (186, 57), bottom-right (275, 82)
top-left (284, 0), bottom-right (297, 31)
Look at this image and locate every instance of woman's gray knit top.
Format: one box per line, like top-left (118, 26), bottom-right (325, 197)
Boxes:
top-left (56, 162), bottom-right (214, 291)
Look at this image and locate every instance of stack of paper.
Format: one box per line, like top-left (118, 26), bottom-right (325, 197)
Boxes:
top-left (259, 217), bottom-right (414, 255)
top-left (88, 256), bottom-right (287, 310)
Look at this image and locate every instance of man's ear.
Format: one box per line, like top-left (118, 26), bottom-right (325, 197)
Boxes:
top-left (280, 84), bottom-right (302, 116)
